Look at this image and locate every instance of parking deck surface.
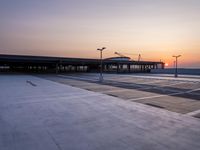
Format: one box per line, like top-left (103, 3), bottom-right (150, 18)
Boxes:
top-left (0, 74), bottom-right (200, 150)
top-left (40, 73), bottom-right (200, 115)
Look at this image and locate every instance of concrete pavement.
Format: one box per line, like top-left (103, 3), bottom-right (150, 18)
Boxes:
top-left (0, 75), bottom-right (200, 150)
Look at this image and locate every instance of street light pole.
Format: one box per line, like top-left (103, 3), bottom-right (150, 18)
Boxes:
top-left (97, 47), bottom-right (106, 82)
top-left (172, 55), bottom-right (181, 78)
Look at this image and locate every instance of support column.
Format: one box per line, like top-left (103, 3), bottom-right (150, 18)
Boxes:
top-left (56, 63), bottom-right (58, 74)
top-left (128, 64), bottom-right (130, 73)
top-left (117, 64), bottom-right (119, 73)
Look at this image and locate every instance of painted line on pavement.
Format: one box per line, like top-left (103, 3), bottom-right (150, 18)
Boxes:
top-left (128, 88), bottom-right (200, 101)
top-left (58, 75), bottom-right (195, 94)
top-left (186, 109), bottom-right (200, 116)
top-left (100, 89), bottom-right (132, 93)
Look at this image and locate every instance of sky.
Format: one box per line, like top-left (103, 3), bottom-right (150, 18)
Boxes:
top-left (0, 0), bottom-right (200, 68)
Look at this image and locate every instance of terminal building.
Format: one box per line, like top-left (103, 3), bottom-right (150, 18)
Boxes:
top-left (0, 54), bottom-right (165, 73)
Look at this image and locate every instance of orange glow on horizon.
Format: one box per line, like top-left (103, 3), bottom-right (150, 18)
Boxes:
top-left (165, 63), bottom-right (169, 67)
top-left (0, 0), bottom-right (199, 68)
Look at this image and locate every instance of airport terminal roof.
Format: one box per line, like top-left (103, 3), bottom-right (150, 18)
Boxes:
top-left (0, 54), bottom-right (164, 65)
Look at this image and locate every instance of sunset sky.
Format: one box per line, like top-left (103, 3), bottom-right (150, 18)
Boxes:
top-left (0, 0), bottom-right (200, 68)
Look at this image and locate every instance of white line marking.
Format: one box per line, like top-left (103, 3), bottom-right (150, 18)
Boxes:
top-left (116, 74), bottom-right (200, 83)
top-left (106, 79), bottom-right (185, 89)
top-left (135, 82), bottom-right (185, 92)
top-left (186, 109), bottom-right (200, 116)
top-left (101, 89), bottom-right (131, 93)
top-left (58, 74), bottom-right (199, 94)
top-left (128, 88), bottom-right (200, 101)
top-left (140, 80), bottom-right (164, 84)
top-left (186, 88), bottom-right (200, 93)
top-left (128, 92), bottom-right (182, 101)
top-left (101, 82), bottom-right (184, 94)
top-left (159, 82), bottom-right (185, 87)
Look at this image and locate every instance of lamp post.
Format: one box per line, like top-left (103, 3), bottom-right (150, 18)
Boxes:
top-left (172, 55), bottom-right (181, 78)
top-left (97, 47), bottom-right (106, 82)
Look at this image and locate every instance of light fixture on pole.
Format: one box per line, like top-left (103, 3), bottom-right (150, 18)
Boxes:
top-left (97, 47), bottom-right (106, 82)
top-left (172, 55), bottom-right (181, 78)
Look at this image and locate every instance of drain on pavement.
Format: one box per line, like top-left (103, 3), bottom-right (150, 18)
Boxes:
top-left (26, 80), bottom-right (37, 87)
